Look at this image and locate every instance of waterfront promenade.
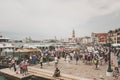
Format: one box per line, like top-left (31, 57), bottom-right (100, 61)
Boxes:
top-left (0, 53), bottom-right (119, 80)
top-left (0, 66), bottom-right (91, 80)
top-left (0, 68), bottom-right (32, 79)
top-left (33, 57), bottom-right (116, 80)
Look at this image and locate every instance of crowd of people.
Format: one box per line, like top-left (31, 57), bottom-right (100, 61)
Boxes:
top-left (8, 43), bottom-right (120, 79)
top-left (51, 44), bottom-right (120, 79)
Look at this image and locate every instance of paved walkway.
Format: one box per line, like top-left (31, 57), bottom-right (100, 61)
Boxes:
top-left (28, 66), bottom-right (91, 80)
top-left (33, 57), bottom-right (115, 80)
top-left (0, 68), bottom-right (31, 79)
top-left (1, 53), bottom-right (118, 80)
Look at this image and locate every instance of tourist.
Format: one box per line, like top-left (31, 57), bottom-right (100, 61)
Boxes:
top-left (46, 53), bottom-right (50, 65)
top-left (66, 53), bottom-right (70, 66)
top-left (19, 59), bottom-right (28, 76)
top-left (39, 56), bottom-right (43, 68)
top-left (113, 67), bottom-right (119, 80)
top-left (29, 54), bottom-right (32, 65)
top-left (66, 54), bottom-right (70, 64)
top-left (54, 56), bottom-right (58, 68)
top-left (95, 58), bottom-right (99, 70)
top-left (82, 53), bottom-right (85, 63)
top-left (19, 60), bottom-right (24, 75)
top-left (79, 53), bottom-right (83, 60)
top-left (70, 52), bottom-right (73, 60)
top-left (53, 67), bottom-right (60, 77)
top-left (32, 55), bottom-right (37, 64)
top-left (117, 56), bottom-right (120, 67)
top-left (87, 53), bottom-right (91, 65)
top-left (74, 51), bottom-right (79, 65)
top-left (24, 59), bottom-right (28, 75)
top-left (10, 58), bottom-right (16, 72)
top-left (85, 52), bottom-right (88, 64)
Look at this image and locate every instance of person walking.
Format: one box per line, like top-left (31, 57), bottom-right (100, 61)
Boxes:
top-left (20, 60), bottom-right (26, 76)
top-left (113, 67), bottom-right (119, 80)
top-left (39, 56), bottom-right (43, 68)
top-left (94, 58), bottom-right (99, 70)
top-left (10, 58), bottom-right (16, 72)
top-left (54, 56), bottom-right (58, 68)
top-left (19, 60), bottom-right (23, 75)
top-left (74, 52), bottom-right (79, 65)
top-left (117, 56), bottom-right (120, 67)
top-left (66, 54), bottom-right (70, 67)
top-left (24, 59), bottom-right (28, 75)
top-left (46, 53), bottom-right (50, 65)
top-left (66, 54), bottom-right (70, 63)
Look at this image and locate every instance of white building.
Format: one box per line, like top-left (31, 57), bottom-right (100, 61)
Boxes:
top-left (81, 36), bottom-right (91, 44)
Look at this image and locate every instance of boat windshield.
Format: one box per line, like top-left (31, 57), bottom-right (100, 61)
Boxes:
top-left (0, 39), bottom-right (9, 43)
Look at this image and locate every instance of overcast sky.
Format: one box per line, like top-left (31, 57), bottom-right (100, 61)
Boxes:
top-left (0, 0), bottom-right (120, 40)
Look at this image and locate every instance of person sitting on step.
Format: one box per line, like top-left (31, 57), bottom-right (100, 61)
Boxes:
top-left (53, 67), bottom-right (60, 77)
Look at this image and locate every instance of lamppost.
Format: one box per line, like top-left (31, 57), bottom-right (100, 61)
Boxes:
top-left (106, 31), bottom-right (113, 76)
top-left (13, 48), bottom-right (15, 58)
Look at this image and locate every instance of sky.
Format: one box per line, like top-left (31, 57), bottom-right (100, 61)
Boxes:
top-left (0, 0), bottom-right (120, 40)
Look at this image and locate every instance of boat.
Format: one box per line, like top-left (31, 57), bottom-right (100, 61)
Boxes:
top-left (0, 34), bottom-right (15, 57)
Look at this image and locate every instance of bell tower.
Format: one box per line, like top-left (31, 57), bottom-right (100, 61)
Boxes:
top-left (72, 29), bottom-right (76, 42)
top-left (72, 29), bottom-right (75, 38)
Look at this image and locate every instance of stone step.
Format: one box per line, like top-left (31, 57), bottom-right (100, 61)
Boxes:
top-left (28, 66), bottom-right (92, 80)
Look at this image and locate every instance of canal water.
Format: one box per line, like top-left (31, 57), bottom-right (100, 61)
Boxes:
top-left (0, 66), bottom-right (50, 80)
top-left (0, 74), bottom-right (50, 80)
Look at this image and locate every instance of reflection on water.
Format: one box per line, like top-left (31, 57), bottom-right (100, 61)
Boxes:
top-left (0, 76), bottom-right (7, 80)
top-left (0, 75), bottom-right (50, 80)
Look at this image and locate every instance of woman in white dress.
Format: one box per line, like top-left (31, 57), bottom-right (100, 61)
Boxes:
top-left (66, 54), bottom-right (70, 63)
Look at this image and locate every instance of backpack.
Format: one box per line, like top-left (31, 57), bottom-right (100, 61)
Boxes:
top-left (22, 64), bottom-right (27, 70)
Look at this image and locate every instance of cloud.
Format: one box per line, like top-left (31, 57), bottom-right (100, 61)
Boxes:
top-left (0, 0), bottom-right (120, 39)
top-left (88, 0), bottom-right (120, 15)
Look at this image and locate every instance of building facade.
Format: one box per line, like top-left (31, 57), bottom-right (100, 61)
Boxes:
top-left (80, 36), bottom-right (91, 44)
top-left (91, 33), bottom-right (108, 44)
top-left (108, 28), bottom-right (120, 44)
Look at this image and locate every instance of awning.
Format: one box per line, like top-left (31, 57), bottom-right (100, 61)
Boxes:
top-left (15, 48), bottom-right (41, 53)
